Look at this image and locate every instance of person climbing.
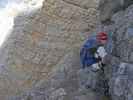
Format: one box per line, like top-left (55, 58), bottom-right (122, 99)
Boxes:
top-left (79, 32), bottom-right (111, 97)
top-left (80, 32), bottom-right (108, 72)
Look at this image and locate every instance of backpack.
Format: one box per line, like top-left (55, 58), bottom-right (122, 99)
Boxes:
top-left (80, 38), bottom-right (99, 68)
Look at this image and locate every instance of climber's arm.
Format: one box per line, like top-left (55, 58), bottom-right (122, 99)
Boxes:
top-left (102, 54), bottom-right (120, 65)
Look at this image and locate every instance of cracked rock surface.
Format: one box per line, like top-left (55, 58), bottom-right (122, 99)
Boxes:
top-left (97, 1), bottom-right (133, 100)
top-left (0, 0), bottom-right (133, 100)
top-left (0, 0), bottom-right (99, 99)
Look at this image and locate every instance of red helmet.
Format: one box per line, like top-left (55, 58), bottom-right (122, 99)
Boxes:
top-left (96, 32), bottom-right (108, 41)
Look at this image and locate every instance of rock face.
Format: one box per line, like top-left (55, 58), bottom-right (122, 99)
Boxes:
top-left (70, 1), bottom-right (133, 99)
top-left (0, 0), bottom-right (133, 100)
top-left (98, 0), bottom-right (133, 23)
top-left (0, 0), bottom-right (99, 99)
top-left (97, 1), bottom-right (133, 100)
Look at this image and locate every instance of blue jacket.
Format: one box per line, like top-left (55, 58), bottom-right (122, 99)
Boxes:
top-left (80, 37), bottom-right (99, 68)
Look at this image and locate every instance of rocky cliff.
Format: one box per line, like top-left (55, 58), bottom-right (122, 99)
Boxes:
top-left (98, 0), bottom-right (133, 100)
top-left (0, 0), bottom-right (133, 100)
top-left (0, 0), bottom-right (99, 99)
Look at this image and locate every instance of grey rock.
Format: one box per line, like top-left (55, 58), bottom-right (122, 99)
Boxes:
top-left (125, 27), bottom-right (133, 39)
top-left (98, 0), bottom-right (133, 23)
top-left (2, 0), bottom-right (133, 100)
top-left (127, 94), bottom-right (133, 100)
top-left (98, 3), bottom-right (133, 100)
top-left (49, 88), bottom-right (66, 100)
top-left (109, 63), bottom-right (133, 100)
top-left (0, 0), bottom-right (99, 99)
top-left (78, 68), bottom-right (99, 90)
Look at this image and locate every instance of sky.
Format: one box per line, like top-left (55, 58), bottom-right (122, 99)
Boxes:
top-left (0, 0), bottom-right (43, 47)
top-left (0, 0), bottom-right (19, 8)
top-left (0, 0), bottom-right (8, 8)
top-left (0, 0), bottom-right (14, 47)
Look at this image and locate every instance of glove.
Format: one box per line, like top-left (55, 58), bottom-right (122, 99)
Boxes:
top-left (94, 53), bottom-right (99, 58)
top-left (91, 63), bottom-right (100, 72)
top-left (97, 46), bottom-right (107, 58)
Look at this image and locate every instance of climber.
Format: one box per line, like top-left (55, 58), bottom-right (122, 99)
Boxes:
top-left (80, 32), bottom-right (108, 72)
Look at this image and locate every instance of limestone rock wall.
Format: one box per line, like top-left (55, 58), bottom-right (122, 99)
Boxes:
top-left (1, 0), bottom-right (133, 100)
top-left (97, 1), bottom-right (133, 100)
top-left (0, 0), bottom-right (99, 99)
top-left (98, 0), bottom-right (133, 23)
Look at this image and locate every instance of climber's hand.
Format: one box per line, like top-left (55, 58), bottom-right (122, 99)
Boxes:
top-left (94, 53), bottom-right (99, 58)
top-left (97, 46), bottom-right (107, 58)
top-left (91, 63), bottom-right (100, 72)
